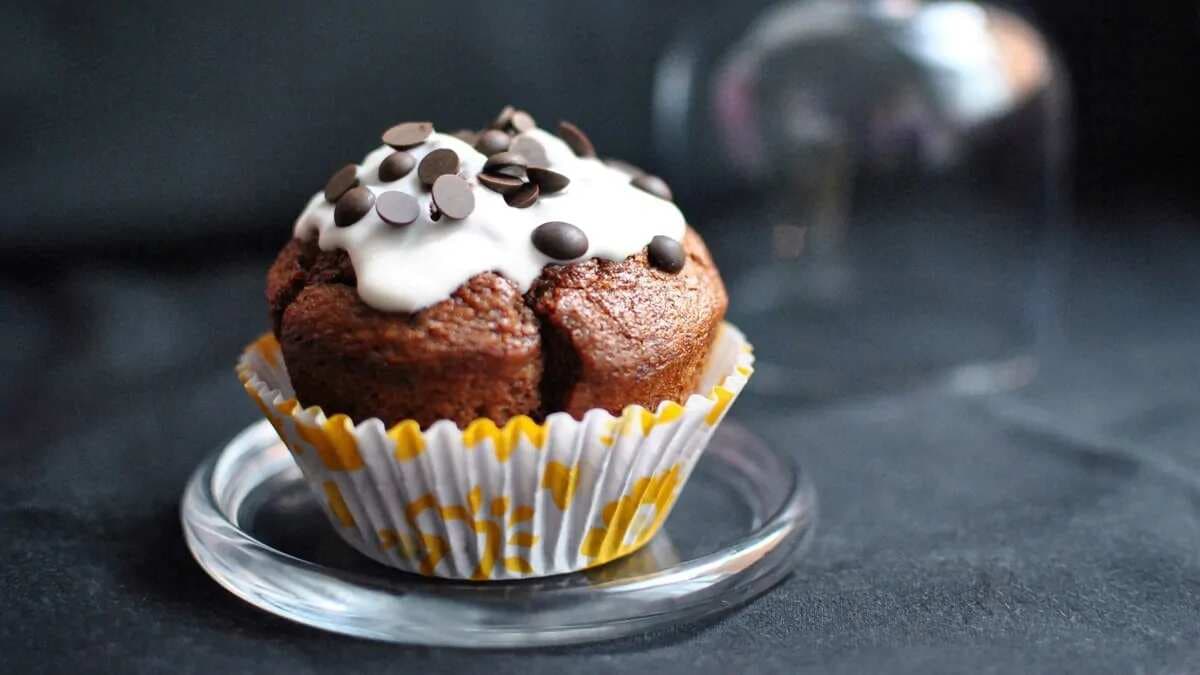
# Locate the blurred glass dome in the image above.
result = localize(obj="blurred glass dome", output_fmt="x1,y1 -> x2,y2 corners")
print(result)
655,0 -> 1070,404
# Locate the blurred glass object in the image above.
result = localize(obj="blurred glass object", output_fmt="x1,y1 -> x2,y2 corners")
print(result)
655,0 -> 1070,405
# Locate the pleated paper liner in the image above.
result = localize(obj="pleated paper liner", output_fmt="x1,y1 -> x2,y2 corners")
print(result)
236,322 -> 754,580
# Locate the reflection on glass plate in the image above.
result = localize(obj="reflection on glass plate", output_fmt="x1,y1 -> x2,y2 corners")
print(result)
181,419 -> 816,647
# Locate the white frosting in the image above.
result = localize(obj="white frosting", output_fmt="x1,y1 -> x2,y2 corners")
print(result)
294,129 -> 686,312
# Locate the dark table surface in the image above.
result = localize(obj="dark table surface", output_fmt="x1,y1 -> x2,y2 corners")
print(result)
3,213 -> 1199,674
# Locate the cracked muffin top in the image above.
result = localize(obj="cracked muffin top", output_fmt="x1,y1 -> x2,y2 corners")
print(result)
267,108 -> 727,428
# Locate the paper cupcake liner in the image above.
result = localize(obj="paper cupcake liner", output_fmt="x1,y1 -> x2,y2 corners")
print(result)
236,322 -> 754,580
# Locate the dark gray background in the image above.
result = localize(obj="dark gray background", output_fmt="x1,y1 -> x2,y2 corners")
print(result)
3,214 -> 1199,674
2,0 -> 1198,250
3,1 -> 1200,673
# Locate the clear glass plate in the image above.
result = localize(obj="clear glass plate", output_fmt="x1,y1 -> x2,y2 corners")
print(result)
181,419 -> 816,647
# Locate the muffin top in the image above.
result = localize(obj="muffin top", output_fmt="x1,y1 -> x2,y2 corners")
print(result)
294,109 -> 687,312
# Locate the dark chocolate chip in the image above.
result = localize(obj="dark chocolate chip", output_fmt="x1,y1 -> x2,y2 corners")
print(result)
484,151 -> 527,180
532,221 -> 588,260
334,186 -> 375,227
474,129 -> 511,156
648,235 -> 685,273
510,110 -> 536,132
527,166 -> 570,194
378,152 -> 416,182
491,105 -> 515,130
431,175 -> 475,220
417,148 -> 460,187
504,182 -> 540,208
382,121 -> 434,149
557,120 -> 596,158
477,172 -> 525,195
451,129 -> 479,145
484,151 -> 527,172
324,164 -> 359,202
511,136 -> 549,167
605,158 -> 644,178
631,174 -> 673,201
495,165 -> 527,180
375,190 -> 420,226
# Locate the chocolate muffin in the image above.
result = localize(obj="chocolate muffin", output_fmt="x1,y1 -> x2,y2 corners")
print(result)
267,109 -> 727,428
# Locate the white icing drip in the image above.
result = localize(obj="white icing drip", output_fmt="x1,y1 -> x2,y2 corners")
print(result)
294,129 -> 686,312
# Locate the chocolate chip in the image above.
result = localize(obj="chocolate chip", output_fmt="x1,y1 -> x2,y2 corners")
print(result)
557,121 -> 595,158
474,129 -> 511,156
334,186 -> 375,227
532,221 -> 588,260
484,151 -> 528,180
504,182 -> 540,208
375,191 -> 420,226
648,235 -> 685,273
418,148 -> 460,187
382,121 -> 434,150
378,152 -> 416,182
511,136 -> 549,167
510,110 -> 536,132
605,158 -> 644,178
431,175 -> 475,220
527,166 -> 569,194
484,151 -> 526,172
631,174 -> 673,201
477,172 -> 525,195
451,129 -> 479,145
324,164 -> 359,202
491,105 -> 516,130
496,165 -> 527,179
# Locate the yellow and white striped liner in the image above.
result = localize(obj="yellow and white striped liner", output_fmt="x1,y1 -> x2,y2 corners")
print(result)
236,322 -> 753,580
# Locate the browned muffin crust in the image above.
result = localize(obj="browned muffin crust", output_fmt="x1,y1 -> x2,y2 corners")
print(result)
267,237 -> 355,335
267,227 -> 727,428
528,227 -> 726,418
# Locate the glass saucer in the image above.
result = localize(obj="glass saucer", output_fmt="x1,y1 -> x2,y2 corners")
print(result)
181,419 -> 816,647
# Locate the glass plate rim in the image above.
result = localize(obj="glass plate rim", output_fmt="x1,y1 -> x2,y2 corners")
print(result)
181,419 -> 816,647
